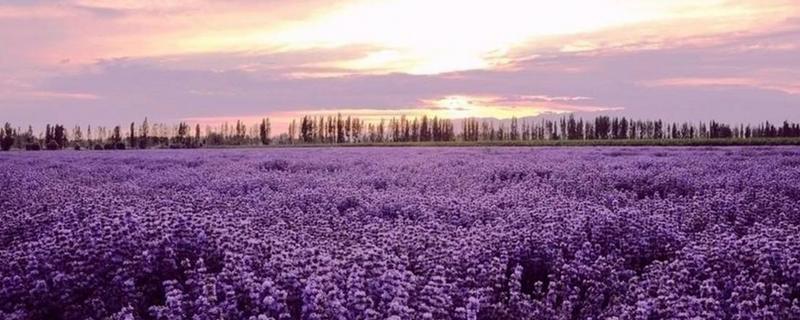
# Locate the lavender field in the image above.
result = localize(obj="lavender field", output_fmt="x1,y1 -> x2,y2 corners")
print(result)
1,147 -> 800,320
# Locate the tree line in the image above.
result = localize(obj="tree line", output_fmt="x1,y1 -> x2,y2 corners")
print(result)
2,114 -> 799,151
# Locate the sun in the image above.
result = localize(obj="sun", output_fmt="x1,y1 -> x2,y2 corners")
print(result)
268,0 -> 682,74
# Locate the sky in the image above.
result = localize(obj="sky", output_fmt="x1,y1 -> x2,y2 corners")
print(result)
1,0 -> 799,131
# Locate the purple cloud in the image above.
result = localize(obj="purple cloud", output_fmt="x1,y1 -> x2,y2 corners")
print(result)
1,13 -> 799,128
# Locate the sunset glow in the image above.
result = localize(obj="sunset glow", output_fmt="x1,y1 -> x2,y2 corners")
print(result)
1,0 -> 799,129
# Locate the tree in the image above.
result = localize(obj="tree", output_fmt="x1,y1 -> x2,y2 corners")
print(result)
259,118 -> 271,145
140,118 -> 149,149
432,117 -> 440,141
336,113 -> 345,143
462,118 -> 478,142
234,120 -> 246,144
510,117 -> 519,141
300,116 -> 312,143
351,118 -> 361,142
565,115 -> 577,140
43,124 -> 67,149
24,126 -> 34,145
1,123 -> 15,151
420,115 -> 430,142
345,116 -> 352,143
87,125 -> 93,146
195,124 -> 201,147
377,119 -> 385,142
327,115 -> 335,143
317,117 -> 325,143
129,122 -> 136,148
619,117 -> 629,139
288,119 -> 297,144
671,123 -> 679,139
72,125 -> 83,147
401,115 -> 410,142
176,122 -> 189,145
654,120 -> 664,139
594,116 -> 610,139
45,124 -> 53,144
111,126 -> 122,144
54,124 -> 67,148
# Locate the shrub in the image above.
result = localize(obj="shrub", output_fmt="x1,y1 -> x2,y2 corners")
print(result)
46,140 -> 60,150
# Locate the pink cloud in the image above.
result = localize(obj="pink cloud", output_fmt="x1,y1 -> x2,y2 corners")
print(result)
0,91 -> 100,101
643,77 -> 800,95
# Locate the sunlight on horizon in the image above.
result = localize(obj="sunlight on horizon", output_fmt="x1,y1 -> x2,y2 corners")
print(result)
179,94 -> 621,133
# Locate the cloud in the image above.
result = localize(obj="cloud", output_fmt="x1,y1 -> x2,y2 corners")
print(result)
1,0 -> 798,129
642,77 -> 800,95
0,91 -> 100,101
